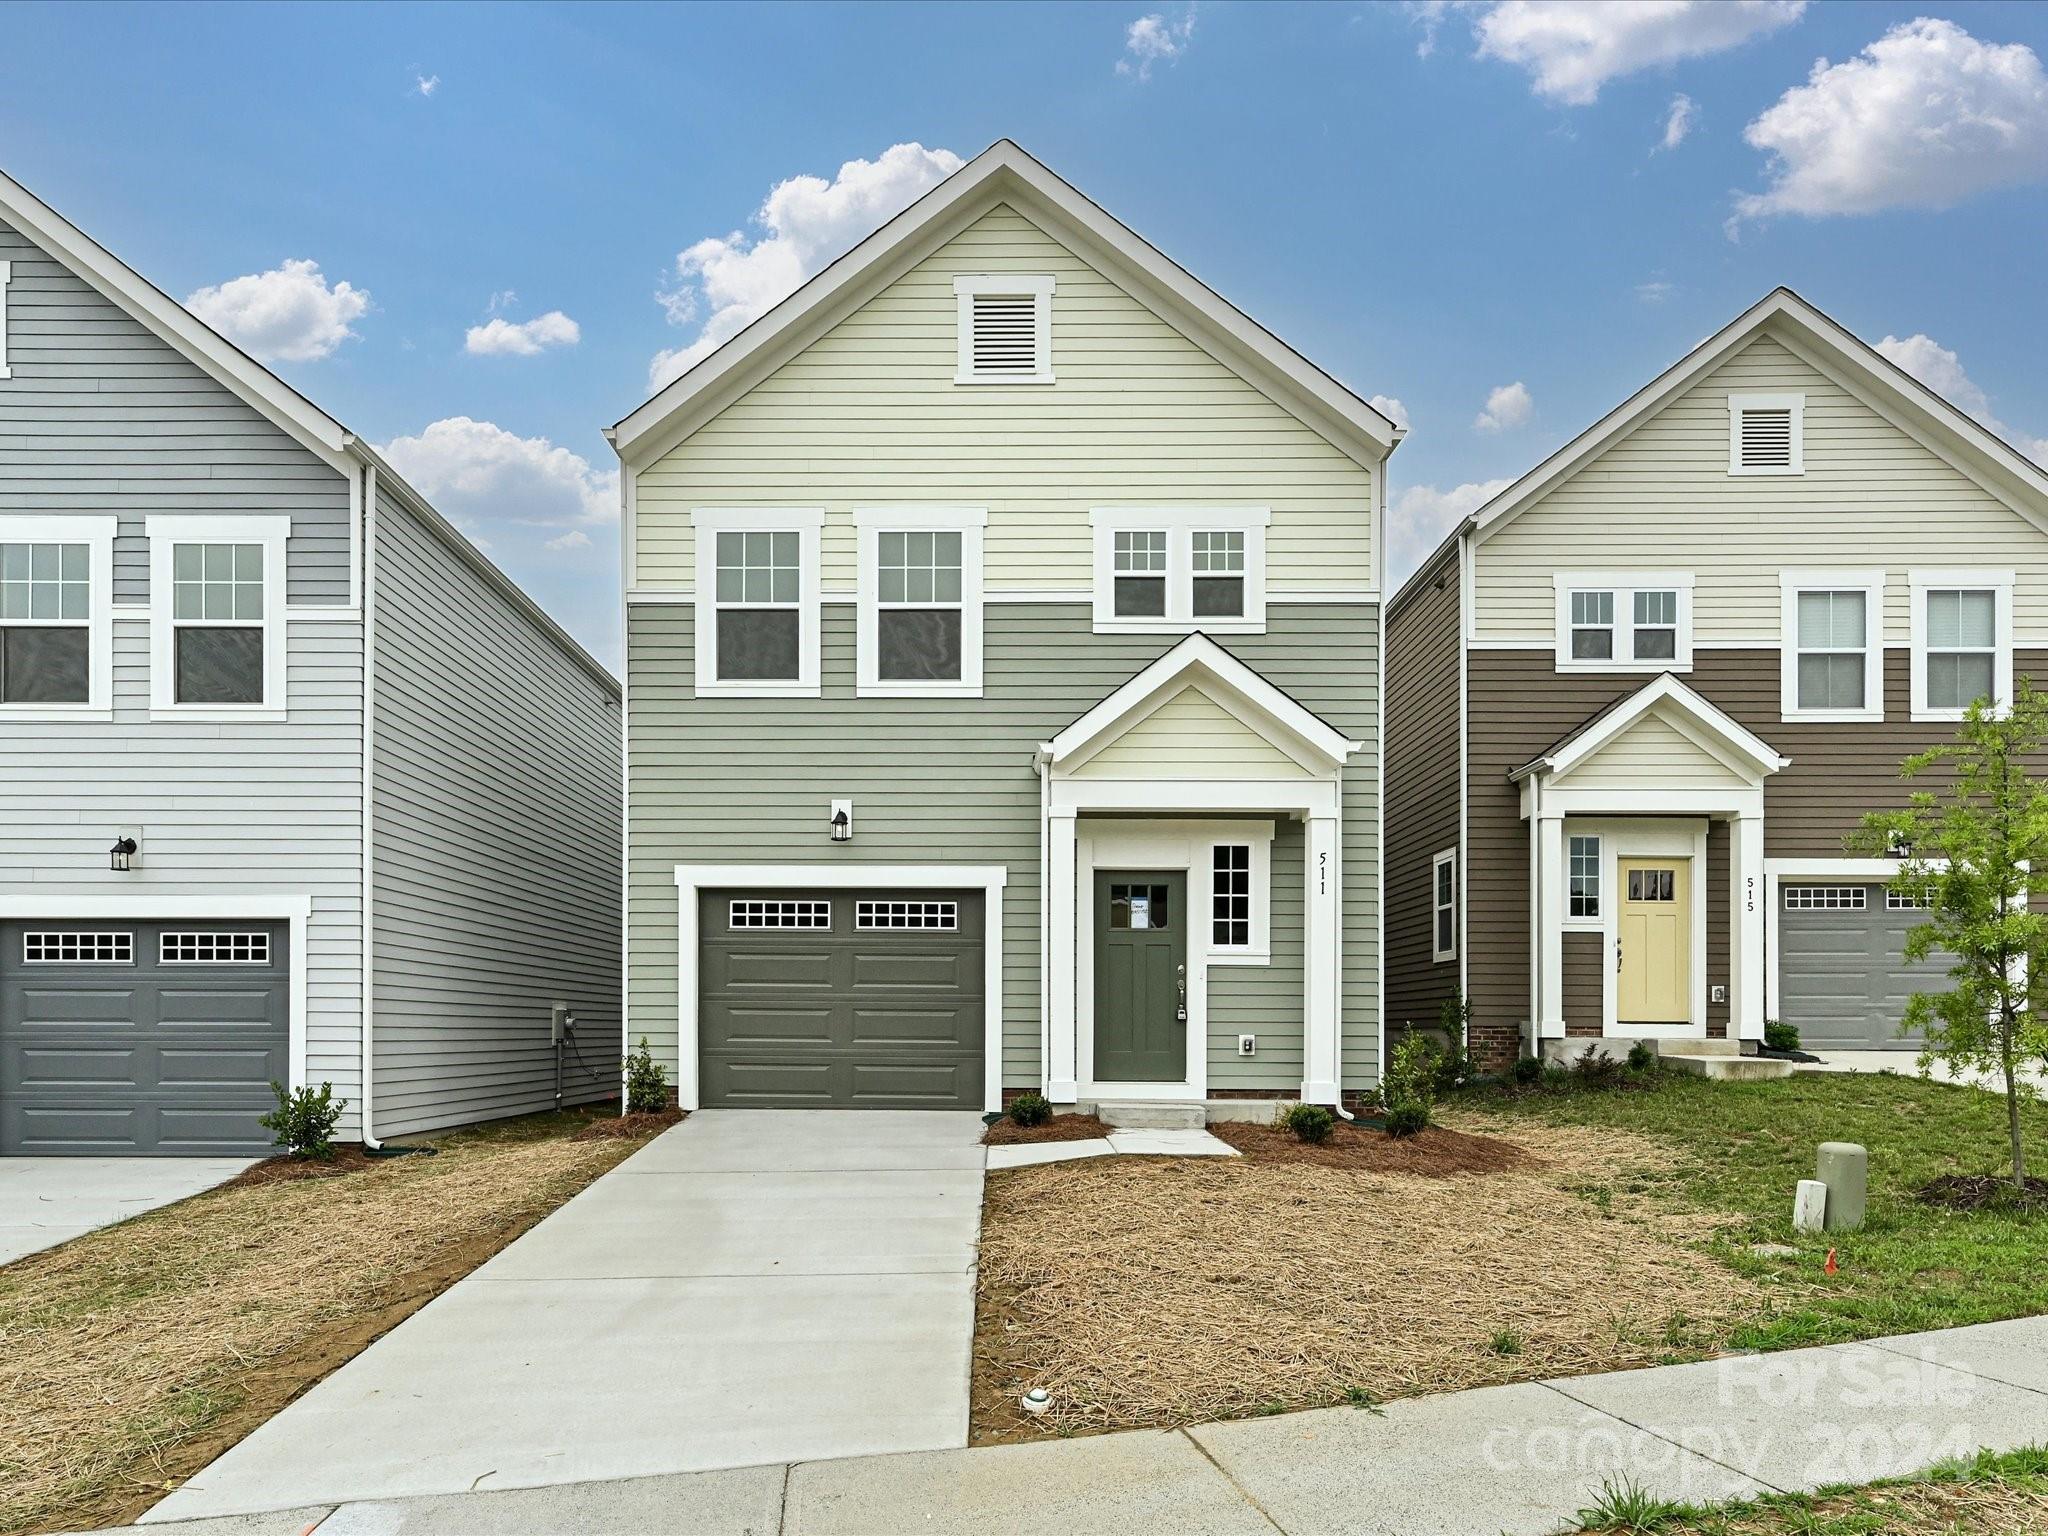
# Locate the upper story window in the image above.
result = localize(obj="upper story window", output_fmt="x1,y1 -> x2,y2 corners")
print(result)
1090,508 -> 1269,634
691,508 -> 823,698
0,516 -> 114,720
147,515 -> 289,720
855,506 -> 985,697
1779,571 -> 1883,722
1728,392 -> 1803,475
953,275 -> 1054,385
0,259 -> 12,380
1552,573 -> 1693,673
1910,571 -> 2012,722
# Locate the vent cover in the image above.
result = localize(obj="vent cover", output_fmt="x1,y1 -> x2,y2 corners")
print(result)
1730,394 -> 1801,473
1739,407 -> 1794,468
955,275 -> 1053,383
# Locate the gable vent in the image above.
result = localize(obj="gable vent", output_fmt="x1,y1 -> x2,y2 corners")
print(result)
1739,408 -> 1793,468
955,275 -> 1054,384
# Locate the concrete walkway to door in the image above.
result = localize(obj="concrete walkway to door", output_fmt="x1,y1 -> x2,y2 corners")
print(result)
145,1110 -> 987,1524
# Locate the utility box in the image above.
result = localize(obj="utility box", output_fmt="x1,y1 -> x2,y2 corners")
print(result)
1816,1141 -> 1867,1232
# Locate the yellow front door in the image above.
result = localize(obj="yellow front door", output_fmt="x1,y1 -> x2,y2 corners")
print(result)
1617,859 -> 1690,1024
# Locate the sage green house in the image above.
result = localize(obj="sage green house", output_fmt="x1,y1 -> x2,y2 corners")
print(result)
610,142 -> 1398,1114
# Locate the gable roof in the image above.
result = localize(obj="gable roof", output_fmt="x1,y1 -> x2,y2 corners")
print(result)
1040,633 -> 1361,777
1509,673 -> 1789,784
607,140 -> 1402,470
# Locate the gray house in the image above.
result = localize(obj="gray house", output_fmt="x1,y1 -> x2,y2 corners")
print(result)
0,169 -> 622,1155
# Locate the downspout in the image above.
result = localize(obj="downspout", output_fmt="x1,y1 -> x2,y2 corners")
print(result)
1527,769 -> 1541,1063
1034,748 -> 1051,1105
358,457 -> 383,1151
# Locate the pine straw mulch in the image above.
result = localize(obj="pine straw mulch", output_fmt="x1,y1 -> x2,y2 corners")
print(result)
221,1143 -> 383,1188
973,1113 -> 1759,1443
983,1113 -> 1114,1145
1209,1118 -> 1532,1174
1918,1172 -> 2048,1213
574,1107 -> 688,1140
0,1116 -> 659,1536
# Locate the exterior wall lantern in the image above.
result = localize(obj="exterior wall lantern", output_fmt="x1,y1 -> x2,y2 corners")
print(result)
109,836 -> 138,872
829,799 -> 853,843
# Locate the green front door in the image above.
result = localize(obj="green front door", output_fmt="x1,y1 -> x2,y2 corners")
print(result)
1093,871 -> 1187,1083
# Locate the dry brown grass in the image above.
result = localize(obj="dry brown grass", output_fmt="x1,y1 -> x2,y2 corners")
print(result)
1631,1474 -> 2048,1533
974,1112 -> 1756,1441
0,1113 -> 654,1536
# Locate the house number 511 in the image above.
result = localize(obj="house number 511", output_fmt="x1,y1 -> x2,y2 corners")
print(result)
1319,851 -> 1329,896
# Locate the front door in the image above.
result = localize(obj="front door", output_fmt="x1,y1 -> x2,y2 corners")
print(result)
1094,871 -> 1187,1082
1617,859 -> 1690,1025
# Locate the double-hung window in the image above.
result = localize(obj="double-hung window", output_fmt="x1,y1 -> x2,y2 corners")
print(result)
1911,572 -> 2012,721
691,508 -> 822,696
855,507 -> 985,696
1431,848 -> 1457,963
1553,574 -> 1692,672
0,516 -> 114,718
1779,572 -> 1883,722
1091,508 -> 1268,633
148,516 -> 288,718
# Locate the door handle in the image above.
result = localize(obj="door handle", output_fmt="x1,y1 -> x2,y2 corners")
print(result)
1615,937 -> 1623,973
1176,963 -> 1188,1023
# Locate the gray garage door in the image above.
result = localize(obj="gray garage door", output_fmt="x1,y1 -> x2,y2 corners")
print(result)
1,921 -> 290,1155
700,890 -> 983,1109
1778,884 -> 1952,1052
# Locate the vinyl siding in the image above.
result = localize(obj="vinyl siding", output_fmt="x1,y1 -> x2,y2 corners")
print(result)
1554,712 -> 1754,790
1074,684 -> 1312,779
0,216 -> 351,604
1207,818 -> 1305,1091
626,602 -> 1381,1090
1561,932 -> 1603,1035
1472,333 -> 2048,643
633,204 -> 1376,597
1383,547 -> 1462,1033
368,486 -> 622,1138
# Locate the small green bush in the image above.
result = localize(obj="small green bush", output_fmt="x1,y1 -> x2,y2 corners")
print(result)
625,1037 -> 669,1114
1510,1055 -> 1543,1086
1434,992 -> 1474,1090
1570,1043 -> 1623,1086
1626,1039 -> 1658,1073
1280,1102 -> 1336,1143
1764,1018 -> 1801,1052
1008,1092 -> 1053,1127
1384,1032 -> 1441,1130
260,1080 -> 346,1160
1384,1102 -> 1429,1138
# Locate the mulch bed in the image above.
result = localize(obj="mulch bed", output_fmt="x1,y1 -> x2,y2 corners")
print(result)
1918,1173 -> 2048,1212
573,1108 -> 686,1140
223,1145 -> 382,1188
1209,1118 -> 1533,1175
983,1113 -> 1113,1145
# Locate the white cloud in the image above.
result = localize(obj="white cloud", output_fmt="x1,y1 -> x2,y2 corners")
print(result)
1733,18 -> 2048,227
465,310 -> 581,357
1406,1 -> 1453,59
1369,394 -> 1411,432
1635,279 -> 1675,303
1658,92 -> 1696,151
647,142 -> 964,394
1117,7 -> 1196,80
186,259 -> 370,364
544,528 -> 593,552
1873,332 -> 2048,464
379,418 -> 618,544
1474,380 -> 1533,433
1390,478 -> 1513,581
415,73 -> 440,98
1474,0 -> 1805,105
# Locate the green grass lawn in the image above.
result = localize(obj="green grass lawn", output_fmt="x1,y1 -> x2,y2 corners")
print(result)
1457,1068 -> 2048,1352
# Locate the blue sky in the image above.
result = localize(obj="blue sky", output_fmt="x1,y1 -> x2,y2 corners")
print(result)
5,0 -> 2048,666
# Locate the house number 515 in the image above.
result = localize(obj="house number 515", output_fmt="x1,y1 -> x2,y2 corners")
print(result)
1745,876 -> 1756,914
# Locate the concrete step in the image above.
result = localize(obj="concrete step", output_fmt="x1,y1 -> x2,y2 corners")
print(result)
1090,1099 -> 1208,1130
1660,1052 -> 1797,1081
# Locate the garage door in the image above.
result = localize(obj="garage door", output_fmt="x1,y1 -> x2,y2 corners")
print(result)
699,890 -> 983,1108
1778,885 -> 1952,1052
1,921 -> 290,1155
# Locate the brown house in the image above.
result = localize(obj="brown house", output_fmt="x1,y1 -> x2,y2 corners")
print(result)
1387,289 -> 2048,1071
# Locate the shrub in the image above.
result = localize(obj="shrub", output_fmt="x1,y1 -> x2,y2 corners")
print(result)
260,1080 -> 346,1160
1626,1039 -> 1658,1074
1008,1092 -> 1053,1127
1511,1054 -> 1543,1086
1384,1032 -> 1441,1130
1434,991 -> 1474,1089
1570,1043 -> 1622,1086
1384,1102 -> 1429,1138
1279,1102 -> 1335,1143
625,1037 -> 669,1115
1764,1018 -> 1800,1053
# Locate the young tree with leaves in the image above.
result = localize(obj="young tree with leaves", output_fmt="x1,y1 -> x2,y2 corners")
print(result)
1856,680 -> 2048,1192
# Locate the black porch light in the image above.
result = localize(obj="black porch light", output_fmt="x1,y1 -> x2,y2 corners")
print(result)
109,836 -> 138,873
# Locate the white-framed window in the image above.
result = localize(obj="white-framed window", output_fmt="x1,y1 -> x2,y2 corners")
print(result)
1728,392 -> 1803,475
0,515 -> 115,720
690,507 -> 822,697
147,514 -> 289,720
1211,844 -> 1252,950
1568,834 -> 1602,921
23,931 -> 132,964
1431,847 -> 1457,963
1910,571 -> 2013,722
1089,507 -> 1269,634
953,274 -> 1054,385
856,899 -> 958,931
854,507 -> 985,697
1779,571 -> 1885,723
161,931 -> 271,964
0,259 -> 12,380
1552,573 -> 1693,672
1200,826 -> 1273,964
1784,886 -> 1866,910
729,899 -> 831,930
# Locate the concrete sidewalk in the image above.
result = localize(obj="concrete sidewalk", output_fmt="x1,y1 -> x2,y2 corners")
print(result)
110,1315 -> 2048,1536
0,1157 -> 254,1267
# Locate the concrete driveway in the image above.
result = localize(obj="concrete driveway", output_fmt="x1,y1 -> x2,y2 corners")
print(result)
146,1109 -> 987,1523
0,1157 -> 255,1267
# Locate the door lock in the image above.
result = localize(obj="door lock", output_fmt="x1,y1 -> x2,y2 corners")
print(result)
1176,963 -> 1188,1023
1615,937 -> 1624,973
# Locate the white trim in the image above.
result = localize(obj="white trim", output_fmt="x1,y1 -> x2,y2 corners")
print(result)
1552,572 -> 1695,674
1764,856 -> 1926,1022
1565,831 -> 1603,931
0,514 -> 116,721
1075,825 -> 1208,1100
853,505 -> 986,697
1908,570 -> 2015,722
953,273 -> 1054,385
145,514 -> 290,721
359,463 -> 381,1149
1728,391 -> 1805,476
0,259 -> 10,380
1778,570 -> 1886,723
1430,847 -> 1457,963
1515,673 -> 1790,786
0,894 -> 313,1091
1204,826 -> 1274,965
689,507 -> 823,697
1088,506 -> 1270,635
673,864 -> 1008,1112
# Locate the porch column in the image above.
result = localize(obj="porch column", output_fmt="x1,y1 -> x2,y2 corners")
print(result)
1731,811 -> 1766,1042
1046,811 -> 1080,1102
1302,812 -> 1342,1105
1535,813 -> 1567,1038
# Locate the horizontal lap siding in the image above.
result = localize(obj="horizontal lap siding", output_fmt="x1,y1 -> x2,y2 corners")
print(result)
0,217 -> 350,603
369,490 -> 622,1137
626,603 -> 1380,1089
1208,818 -> 1305,1090
1384,550 -> 1461,1035
1562,932 -> 1603,1035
